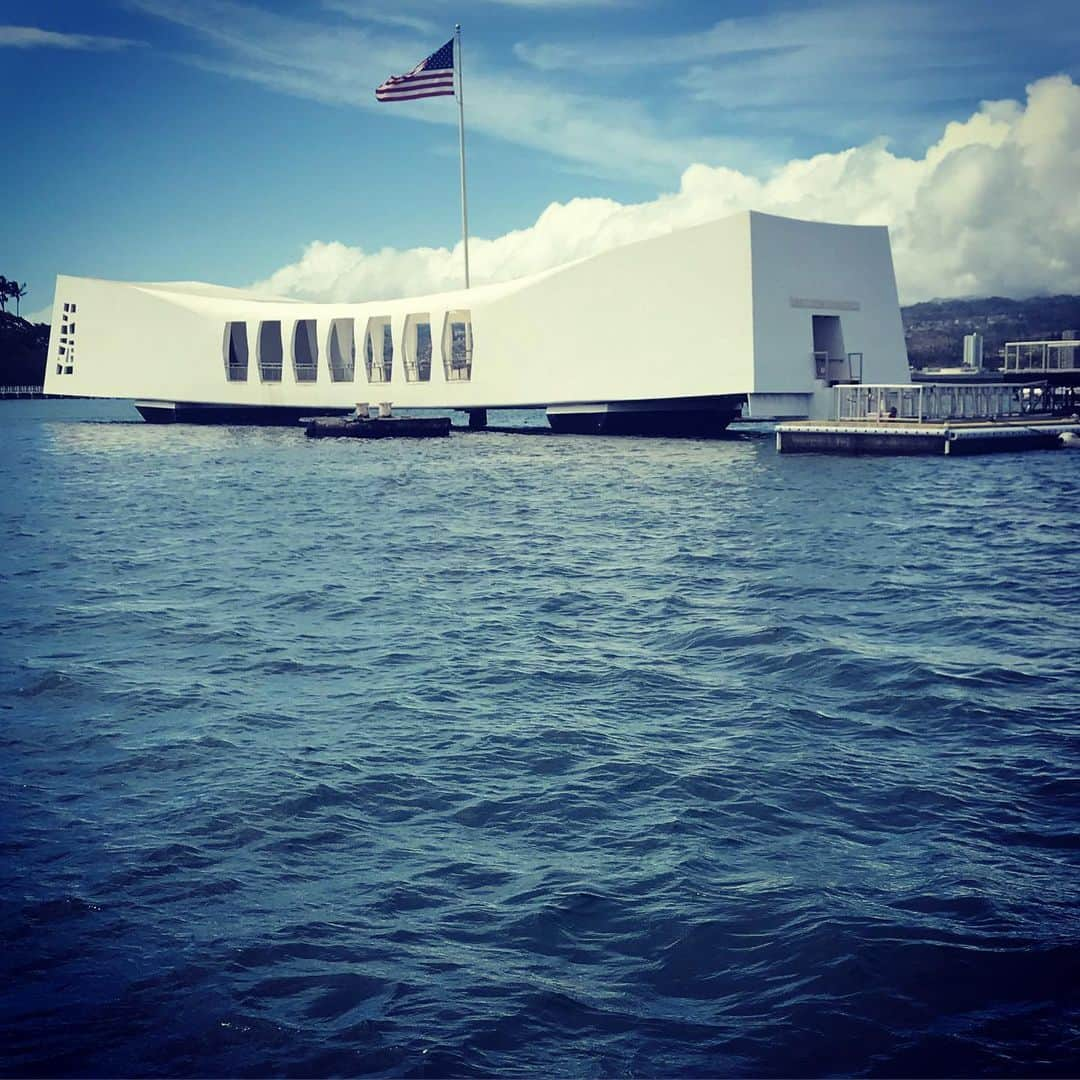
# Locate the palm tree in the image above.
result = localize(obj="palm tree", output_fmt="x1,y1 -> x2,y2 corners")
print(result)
0,276 -> 9,314
11,282 -> 27,317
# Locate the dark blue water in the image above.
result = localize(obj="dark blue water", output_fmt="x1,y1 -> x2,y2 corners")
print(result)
1,399 -> 1078,1077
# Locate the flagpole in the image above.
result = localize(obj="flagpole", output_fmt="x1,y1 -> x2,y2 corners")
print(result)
455,23 -> 471,289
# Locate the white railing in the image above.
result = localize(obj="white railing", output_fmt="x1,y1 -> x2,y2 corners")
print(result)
813,351 -> 864,383
1003,340 -> 1079,373
835,383 -> 1037,422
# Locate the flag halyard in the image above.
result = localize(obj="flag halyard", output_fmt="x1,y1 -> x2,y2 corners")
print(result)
376,38 -> 455,102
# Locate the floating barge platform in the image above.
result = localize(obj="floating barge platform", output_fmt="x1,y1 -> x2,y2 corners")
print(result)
305,414 -> 450,439
777,417 -> 1080,455
776,382 -> 1080,455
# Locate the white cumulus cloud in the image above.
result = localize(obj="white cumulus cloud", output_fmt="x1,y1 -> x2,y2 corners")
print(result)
253,75 -> 1080,305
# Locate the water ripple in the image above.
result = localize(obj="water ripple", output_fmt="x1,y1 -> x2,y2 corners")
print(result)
0,400 -> 1078,1076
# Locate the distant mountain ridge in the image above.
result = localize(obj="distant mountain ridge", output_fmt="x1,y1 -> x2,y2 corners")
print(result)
903,294 -> 1080,369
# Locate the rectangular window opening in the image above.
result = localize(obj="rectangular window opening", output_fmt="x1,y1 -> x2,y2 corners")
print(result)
442,310 -> 473,381
363,317 -> 392,383
224,321 -> 249,382
292,319 -> 319,383
257,321 -> 283,382
328,319 -> 356,383
403,313 -> 432,382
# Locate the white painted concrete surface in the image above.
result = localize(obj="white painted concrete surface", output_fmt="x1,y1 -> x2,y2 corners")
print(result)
44,211 -> 911,418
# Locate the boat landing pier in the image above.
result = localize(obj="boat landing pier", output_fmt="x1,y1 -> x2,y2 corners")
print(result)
777,383 -> 1080,455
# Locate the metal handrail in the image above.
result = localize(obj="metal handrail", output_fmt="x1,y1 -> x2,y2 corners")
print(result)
835,382 -> 1039,422
814,352 -> 863,384
1003,340 -> 1079,373
0,385 -> 46,395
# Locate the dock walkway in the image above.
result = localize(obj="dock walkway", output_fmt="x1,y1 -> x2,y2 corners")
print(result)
777,381 -> 1080,454
777,417 -> 1080,455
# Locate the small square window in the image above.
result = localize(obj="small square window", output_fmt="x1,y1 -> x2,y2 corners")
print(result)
68,322 -> 75,333
59,346 -> 66,355
64,366 -> 73,375
70,304 -> 77,313
56,363 -> 63,375
64,303 -> 70,312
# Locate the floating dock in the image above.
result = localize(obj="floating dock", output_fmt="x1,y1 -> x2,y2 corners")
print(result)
305,415 -> 450,439
776,381 -> 1080,455
776,417 -> 1080,455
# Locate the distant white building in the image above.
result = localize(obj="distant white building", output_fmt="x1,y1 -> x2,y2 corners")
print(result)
963,332 -> 984,371
45,211 -> 910,431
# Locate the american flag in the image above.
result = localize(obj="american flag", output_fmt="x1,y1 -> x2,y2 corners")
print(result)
376,38 -> 455,102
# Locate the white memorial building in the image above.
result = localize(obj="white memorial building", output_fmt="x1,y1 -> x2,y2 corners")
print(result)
45,210 -> 910,433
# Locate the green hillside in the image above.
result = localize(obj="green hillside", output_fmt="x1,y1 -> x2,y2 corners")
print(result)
903,294 -> 1080,368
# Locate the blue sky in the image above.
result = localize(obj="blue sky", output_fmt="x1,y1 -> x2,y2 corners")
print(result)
3,0 -> 1079,318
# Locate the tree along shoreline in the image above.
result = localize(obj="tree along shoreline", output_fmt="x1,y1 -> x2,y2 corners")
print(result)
0,276 -> 28,318
0,312 -> 50,386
